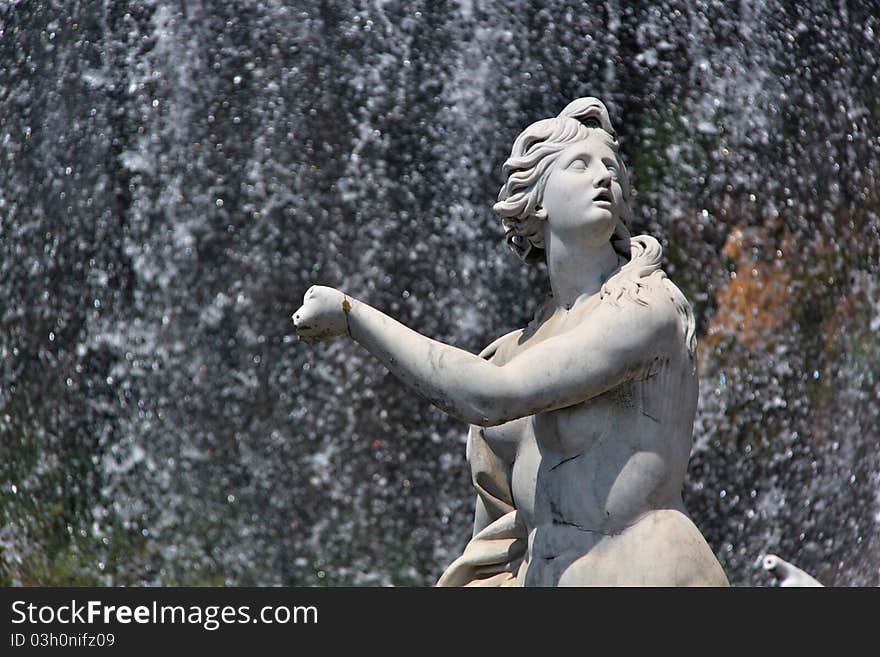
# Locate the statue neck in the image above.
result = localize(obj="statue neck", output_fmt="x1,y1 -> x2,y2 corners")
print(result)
544,233 -> 621,310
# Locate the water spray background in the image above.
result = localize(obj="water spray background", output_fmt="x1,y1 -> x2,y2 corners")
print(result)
1,0 -> 878,586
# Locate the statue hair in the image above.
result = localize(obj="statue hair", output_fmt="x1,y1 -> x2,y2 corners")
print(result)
493,97 -> 696,362
493,97 -> 633,264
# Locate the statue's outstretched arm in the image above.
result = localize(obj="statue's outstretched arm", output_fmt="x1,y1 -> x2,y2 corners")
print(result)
294,285 -> 675,426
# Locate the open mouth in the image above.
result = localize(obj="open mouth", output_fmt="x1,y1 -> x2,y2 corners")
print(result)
594,189 -> 613,204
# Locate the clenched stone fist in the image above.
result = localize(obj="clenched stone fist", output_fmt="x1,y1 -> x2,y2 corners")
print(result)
292,285 -> 351,343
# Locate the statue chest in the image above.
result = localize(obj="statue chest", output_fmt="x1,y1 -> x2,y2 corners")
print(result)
479,388 -> 626,527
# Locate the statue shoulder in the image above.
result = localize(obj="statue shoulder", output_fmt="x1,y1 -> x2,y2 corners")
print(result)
600,234 -> 697,361
598,282 -> 682,342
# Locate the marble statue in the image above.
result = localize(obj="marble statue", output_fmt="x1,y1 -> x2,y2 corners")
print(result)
294,97 -> 729,586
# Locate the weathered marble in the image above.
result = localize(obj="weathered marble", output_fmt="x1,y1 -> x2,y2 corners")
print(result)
295,98 -> 728,586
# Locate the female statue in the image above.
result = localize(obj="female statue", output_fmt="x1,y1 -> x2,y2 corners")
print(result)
294,98 -> 728,586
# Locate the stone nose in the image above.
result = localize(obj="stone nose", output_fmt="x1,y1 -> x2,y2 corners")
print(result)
594,167 -> 612,188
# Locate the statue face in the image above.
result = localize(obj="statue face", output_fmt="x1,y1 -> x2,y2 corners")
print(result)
541,131 -> 623,245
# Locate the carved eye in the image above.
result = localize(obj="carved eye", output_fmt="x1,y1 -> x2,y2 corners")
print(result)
567,159 -> 588,171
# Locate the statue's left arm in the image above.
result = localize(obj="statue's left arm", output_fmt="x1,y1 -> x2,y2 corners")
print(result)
294,285 -> 676,427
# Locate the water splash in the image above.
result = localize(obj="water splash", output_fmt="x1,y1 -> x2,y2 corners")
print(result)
1,0 -> 878,586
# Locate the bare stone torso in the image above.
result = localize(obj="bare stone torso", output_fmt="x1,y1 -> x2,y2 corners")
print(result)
471,292 -> 728,586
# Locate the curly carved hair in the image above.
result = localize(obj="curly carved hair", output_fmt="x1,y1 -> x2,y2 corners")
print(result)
493,98 -> 696,363
493,97 -> 633,264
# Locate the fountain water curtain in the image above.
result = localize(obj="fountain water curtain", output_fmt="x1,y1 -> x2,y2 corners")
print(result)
1,1 -> 877,586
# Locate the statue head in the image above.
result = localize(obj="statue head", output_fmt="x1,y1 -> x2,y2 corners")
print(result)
494,97 -> 633,264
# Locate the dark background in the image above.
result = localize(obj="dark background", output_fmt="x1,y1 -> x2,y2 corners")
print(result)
1,0 -> 878,586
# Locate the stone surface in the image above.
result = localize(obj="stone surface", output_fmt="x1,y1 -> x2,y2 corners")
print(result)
295,98 -> 729,586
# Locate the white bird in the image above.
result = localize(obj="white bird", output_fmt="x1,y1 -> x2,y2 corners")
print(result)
762,554 -> 823,587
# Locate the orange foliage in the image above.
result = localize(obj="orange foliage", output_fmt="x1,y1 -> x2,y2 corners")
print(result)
702,225 -> 796,356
